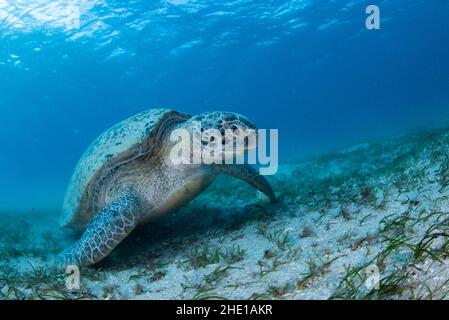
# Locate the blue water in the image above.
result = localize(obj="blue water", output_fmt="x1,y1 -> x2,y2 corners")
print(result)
1,0 -> 448,212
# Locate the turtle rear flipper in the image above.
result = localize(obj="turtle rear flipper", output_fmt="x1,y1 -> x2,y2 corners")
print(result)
57,191 -> 143,269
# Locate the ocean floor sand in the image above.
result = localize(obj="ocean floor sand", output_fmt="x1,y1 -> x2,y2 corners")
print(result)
2,125 -> 449,300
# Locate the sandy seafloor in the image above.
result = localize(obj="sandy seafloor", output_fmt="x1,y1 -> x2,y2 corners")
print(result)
2,124 -> 449,300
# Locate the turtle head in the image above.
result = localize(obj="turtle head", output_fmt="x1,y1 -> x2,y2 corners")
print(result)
173,111 -> 257,163
192,111 -> 256,133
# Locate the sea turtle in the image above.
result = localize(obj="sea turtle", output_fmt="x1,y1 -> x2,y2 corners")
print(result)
57,108 -> 276,268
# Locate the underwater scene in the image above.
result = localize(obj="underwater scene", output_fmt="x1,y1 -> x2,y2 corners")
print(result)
1,0 -> 449,301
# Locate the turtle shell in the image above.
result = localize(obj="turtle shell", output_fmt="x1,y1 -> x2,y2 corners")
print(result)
60,108 -> 191,229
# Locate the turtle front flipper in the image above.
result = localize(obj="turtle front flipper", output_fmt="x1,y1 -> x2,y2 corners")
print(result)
215,164 -> 276,202
57,191 -> 143,269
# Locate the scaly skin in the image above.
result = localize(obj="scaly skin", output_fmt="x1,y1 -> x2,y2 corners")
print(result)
214,164 -> 276,202
57,191 -> 142,268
